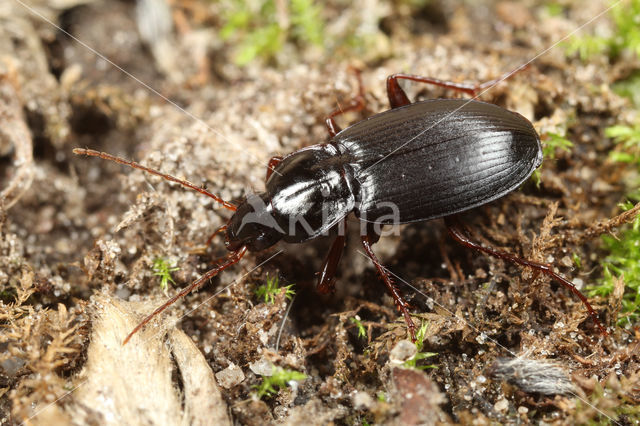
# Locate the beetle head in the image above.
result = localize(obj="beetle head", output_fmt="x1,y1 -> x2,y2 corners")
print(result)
225,193 -> 285,252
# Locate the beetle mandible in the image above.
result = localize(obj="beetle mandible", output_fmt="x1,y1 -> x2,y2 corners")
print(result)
74,67 -> 607,344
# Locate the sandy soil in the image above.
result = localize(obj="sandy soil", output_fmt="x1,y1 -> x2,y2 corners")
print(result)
1,0 -> 639,424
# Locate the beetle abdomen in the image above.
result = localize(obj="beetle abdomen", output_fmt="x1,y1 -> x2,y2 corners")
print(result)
334,99 -> 542,223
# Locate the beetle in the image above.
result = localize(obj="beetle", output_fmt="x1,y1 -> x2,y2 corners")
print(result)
74,68 -> 606,344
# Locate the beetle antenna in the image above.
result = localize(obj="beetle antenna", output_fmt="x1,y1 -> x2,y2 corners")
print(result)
73,148 -> 237,211
123,246 -> 247,345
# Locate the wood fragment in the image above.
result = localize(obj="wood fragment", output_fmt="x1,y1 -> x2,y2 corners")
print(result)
0,71 -> 33,209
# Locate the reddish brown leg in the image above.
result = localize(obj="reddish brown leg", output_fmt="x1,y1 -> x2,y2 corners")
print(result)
123,246 -> 248,345
386,63 -> 530,108
361,234 -> 417,341
325,69 -> 366,137
444,215 -> 608,335
317,221 -> 348,294
266,156 -> 283,182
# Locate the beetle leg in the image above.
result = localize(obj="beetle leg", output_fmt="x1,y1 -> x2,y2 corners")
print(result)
444,215 -> 608,335
387,73 -> 479,106
386,63 -> 531,107
361,233 -> 417,342
325,69 -> 366,137
317,229 -> 347,294
266,156 -> 283,181
386,74 -> 413,108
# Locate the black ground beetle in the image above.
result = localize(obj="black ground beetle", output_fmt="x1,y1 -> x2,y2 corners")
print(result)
75,68 -> 606,344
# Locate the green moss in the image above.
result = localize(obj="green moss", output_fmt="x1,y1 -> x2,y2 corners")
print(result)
402,322 -> 437,370
255,274 -> 295,304
350,316 -> 367,339
566,0 -> 640,61
572,252 -> 582,269
290,0 -> 324,45
532,131 -> 574,187
590,202 -> 640,325
254,366 -> 307,398
606,123 -> 640,200
587,118 -> 640,325
543,132 -> 574,158
612,71 -> 640,108
152,257 -> 179,291
219,0 -> 324,65
565,35 -> 609,61
608,0 -> 640,58
606,124 -> 640,165
544,2 -> 565,17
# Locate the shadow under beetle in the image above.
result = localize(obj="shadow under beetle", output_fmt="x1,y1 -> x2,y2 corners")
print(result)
74,67 -> 607,344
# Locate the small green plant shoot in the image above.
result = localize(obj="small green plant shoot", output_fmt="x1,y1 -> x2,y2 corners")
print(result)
152,257 -> 179,291
255,274 -> 295,304
606,124 -> 640,167
219,0 -> 324,65
255,366 -> 307,398
350,316 -> 367,339
532,131 -> 574,187
403,322 -> 437,370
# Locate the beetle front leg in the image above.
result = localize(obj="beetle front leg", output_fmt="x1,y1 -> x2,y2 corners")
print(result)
317,227 -> 347,294
361,233 -> 417,342
444,215 -> 608,335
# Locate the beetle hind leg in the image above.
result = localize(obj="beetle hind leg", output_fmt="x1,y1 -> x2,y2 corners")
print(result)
444,215 -> 608,335
386,63 -> 531,108
361,234 -> 417,342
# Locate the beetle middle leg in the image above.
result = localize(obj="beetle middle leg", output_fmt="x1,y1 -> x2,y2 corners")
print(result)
386,62 -> 530,108
444,215 -> 608,335
361,229 -> 417,341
